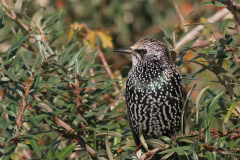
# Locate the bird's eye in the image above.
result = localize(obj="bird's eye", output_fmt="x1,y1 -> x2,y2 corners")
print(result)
135,49 -> 146,55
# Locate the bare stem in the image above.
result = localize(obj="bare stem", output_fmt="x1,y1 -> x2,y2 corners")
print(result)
174,3 -> 188,32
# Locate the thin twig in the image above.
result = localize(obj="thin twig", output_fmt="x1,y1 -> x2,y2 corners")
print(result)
175,7 -> 230,52
2,0 -> 29,31
33,94 -> 97,157
174,3 -> 188,32
227,0 -> 240,28
140,144 -> 170,160
192,31 -> 237,48
96,46 -> 120,93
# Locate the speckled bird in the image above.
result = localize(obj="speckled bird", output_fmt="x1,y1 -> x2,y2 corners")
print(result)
114,38 -> 187,152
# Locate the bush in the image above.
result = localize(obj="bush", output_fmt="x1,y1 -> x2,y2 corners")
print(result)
0,1 -> 240,160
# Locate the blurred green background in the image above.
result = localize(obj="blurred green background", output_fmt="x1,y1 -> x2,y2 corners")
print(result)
1,0 -> 231,99
1,0 -> 240,159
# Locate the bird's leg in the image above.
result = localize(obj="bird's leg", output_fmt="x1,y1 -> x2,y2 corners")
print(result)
129,144 -> 142,158
134,143 -> 142,154
171,133 -> 182,146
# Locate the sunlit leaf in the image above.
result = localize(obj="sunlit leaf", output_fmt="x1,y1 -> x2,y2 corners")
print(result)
224,96 -> 240,123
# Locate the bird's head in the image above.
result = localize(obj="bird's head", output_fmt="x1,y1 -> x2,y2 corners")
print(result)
114,38 -> 171,66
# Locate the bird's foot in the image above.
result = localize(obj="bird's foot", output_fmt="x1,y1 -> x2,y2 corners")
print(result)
171,133 -> 183,146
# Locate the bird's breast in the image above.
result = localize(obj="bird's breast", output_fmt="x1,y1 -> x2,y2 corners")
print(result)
125,64 -> 184,139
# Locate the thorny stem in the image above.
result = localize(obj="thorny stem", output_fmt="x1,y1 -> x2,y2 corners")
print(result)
17,75 -> 33,131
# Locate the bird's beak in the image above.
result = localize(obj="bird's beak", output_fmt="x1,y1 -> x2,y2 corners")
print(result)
114,48 -> 133,54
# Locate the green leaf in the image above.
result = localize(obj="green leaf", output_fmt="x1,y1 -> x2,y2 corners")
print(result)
219,18 -> 235,32
3,121 -> 14,129
28,115 -> 40,127
28,139 -> 41,158
205,151 -> 215,160
34,34 -> 45,62
31,54 -> 40,72
160,136 -> 172,146
160,152 -> 174,160
0,66 -> 19,82
146,139 -> 166,150
18,143 -> 33,150
158,146 -> 190,155
68,45 -> 88,70
26,95 -> 33,104
163,37 -> 174,49
229,139 -> 234,150
224,97 -> 240,123
207,91 -> 225,128
55,143 -> 76,159
42,40 -> 55,56
203,106 -> 209,143
2,144 -> 16,160
80,51 -> 99,78
75,58 -> 79,76
181,84 -> 196,134
188,1 -> 225,16
0,4 -> 4,41
20,53 -> 30,71
112,124 -> 122,151
8,30 -> 34,59
219,73 -> 240,85
22,0 -> 35,11
42,11 -> 62,28
195,86 -> 210,127
139,119 -> 148,151
105,134 -> 114,160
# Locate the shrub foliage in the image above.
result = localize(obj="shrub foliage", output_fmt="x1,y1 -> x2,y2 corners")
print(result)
0,1 -> 240,160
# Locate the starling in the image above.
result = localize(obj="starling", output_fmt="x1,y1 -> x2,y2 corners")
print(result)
114,38 -> 187,155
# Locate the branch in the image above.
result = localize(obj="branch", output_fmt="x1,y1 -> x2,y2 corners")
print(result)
96,46 -> 120,93
17,75 -> 33,130
174,3 -> 188,32
175,7 -> 230,52
2,0 -> 29,31
33,94 -> 98,157
192,31 -> 237,48
227,0 -> 240,27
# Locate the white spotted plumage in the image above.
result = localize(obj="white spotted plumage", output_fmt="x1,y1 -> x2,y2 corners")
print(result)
124,38 -> 187,147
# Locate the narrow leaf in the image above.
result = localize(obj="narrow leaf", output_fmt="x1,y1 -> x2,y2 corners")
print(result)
105,134 -> 114,160
139,119 -> 148,151
188,1 -> 225,16
28,139 -> 41,158
55,143 -> 76,159
181,85 -> 196,133
80,51 -> 99,78
195,86 -> 210,127
28,115 -> 40,127
224,97 -> 240,123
